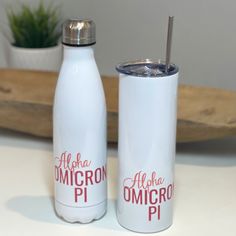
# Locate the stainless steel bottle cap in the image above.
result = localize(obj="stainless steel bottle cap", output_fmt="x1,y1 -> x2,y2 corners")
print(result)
62,19 -> 96,46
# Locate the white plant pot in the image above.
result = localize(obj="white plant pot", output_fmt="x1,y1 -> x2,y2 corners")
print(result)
5,43 -> 62,71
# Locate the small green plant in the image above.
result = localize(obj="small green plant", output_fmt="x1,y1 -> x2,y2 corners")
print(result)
7,2 -> 61,48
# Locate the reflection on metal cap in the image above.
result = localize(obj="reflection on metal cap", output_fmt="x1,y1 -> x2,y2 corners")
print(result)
62,19 -> 96,46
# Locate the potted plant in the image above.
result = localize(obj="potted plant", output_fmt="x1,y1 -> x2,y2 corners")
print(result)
5,2 -> 62,71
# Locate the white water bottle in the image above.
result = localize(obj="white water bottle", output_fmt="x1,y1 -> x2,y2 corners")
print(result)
53,19 -> 107,223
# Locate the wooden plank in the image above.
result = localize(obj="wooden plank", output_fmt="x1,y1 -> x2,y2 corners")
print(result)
0,68 -> 236,142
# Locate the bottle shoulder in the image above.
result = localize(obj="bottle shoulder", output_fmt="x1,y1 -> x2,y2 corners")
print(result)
58,59 -> 100,79
55,59 -> 105,103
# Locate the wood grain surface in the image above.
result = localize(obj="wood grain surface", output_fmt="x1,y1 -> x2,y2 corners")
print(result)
0,68 -> 236,142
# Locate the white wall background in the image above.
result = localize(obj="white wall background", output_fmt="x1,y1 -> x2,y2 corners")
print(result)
0,0 -> 235,90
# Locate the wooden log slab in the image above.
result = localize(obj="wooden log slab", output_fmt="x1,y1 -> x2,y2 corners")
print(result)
0,68 -> 236,142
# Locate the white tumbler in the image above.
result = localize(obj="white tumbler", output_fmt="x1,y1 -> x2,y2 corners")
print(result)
116,59 -> 179,233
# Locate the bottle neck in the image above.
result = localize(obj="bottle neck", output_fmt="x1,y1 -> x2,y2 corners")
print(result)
63,45 -> 94,60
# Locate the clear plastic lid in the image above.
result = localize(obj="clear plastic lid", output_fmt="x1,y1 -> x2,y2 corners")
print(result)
116,59 -> 178,77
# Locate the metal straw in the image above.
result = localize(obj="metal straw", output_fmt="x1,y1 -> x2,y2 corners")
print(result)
165,16 -> 174,74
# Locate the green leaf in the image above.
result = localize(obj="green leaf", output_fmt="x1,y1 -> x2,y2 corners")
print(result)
6,1 -> 61,48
